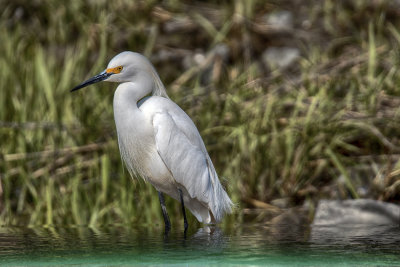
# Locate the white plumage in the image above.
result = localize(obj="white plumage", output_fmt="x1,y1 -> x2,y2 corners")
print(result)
72,51 -> 233,228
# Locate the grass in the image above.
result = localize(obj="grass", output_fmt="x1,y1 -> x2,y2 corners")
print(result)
1,0 -> 400,227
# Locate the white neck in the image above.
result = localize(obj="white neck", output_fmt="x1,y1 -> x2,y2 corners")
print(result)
122,73 -> 154,102
112,80 -> 149,144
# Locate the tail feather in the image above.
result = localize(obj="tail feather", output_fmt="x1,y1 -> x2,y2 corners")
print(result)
206,155 -> 233,223
183,156 -> 233,224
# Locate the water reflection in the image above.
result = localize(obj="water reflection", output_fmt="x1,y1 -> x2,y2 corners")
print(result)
310,224 -> 400,245
0,224 -> 399,265
184,227 -> 227,250
0,226 -> 227,257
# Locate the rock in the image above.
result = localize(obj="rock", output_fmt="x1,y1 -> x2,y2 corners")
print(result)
263,10 -> 293,30
268,206 -> 311,242
182,50 -> 205,69
262,47 -> 300,70
212,43 -> 230,61
182,44 -> 229,70
310,199 -> 400,245
313,199 -> 400,226
270,197 -> 289,209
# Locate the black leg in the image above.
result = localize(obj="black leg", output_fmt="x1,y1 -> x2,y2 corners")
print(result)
178,189 -> 188,233
158,191 -> 171,233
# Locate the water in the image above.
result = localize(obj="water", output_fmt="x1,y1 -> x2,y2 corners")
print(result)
0,224 -> 399,266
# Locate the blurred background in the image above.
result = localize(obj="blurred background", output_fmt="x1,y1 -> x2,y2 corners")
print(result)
1,0 -> 400,228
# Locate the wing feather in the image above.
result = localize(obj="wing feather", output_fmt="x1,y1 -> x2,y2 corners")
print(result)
150,101 -> 233,222
153,112 -> 211,201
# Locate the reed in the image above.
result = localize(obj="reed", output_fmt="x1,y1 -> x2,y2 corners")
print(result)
1,0 -> 399,227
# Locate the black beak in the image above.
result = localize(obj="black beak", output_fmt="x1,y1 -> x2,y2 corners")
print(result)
71,71 -> 112,92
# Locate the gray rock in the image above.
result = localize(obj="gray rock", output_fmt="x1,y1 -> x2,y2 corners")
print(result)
262,47 -> 300,70
212,43 -> 230,61
270,197 -> 289,209
311,199 -> 400,245
313,199 -> 400,226
264,10 -> 293,30
182,51 -> 205,69
182,44 -> 229,70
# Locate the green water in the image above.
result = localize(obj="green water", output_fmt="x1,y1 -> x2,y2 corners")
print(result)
0,224 -> 399,266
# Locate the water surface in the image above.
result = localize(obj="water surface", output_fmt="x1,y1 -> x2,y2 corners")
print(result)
0,224 -> 399,266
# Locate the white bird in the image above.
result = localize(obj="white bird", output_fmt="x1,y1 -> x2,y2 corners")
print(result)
71,51 -> 233,231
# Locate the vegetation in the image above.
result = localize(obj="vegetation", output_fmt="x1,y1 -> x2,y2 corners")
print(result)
1,0 -> 400,228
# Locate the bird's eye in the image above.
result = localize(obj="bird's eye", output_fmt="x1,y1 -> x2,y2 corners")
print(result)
118,66 -> 123,71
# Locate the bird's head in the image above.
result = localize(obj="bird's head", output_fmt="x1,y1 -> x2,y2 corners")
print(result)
71,51 -> 153,92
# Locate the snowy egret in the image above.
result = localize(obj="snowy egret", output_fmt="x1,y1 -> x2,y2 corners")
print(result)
71,51 -> 233,231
